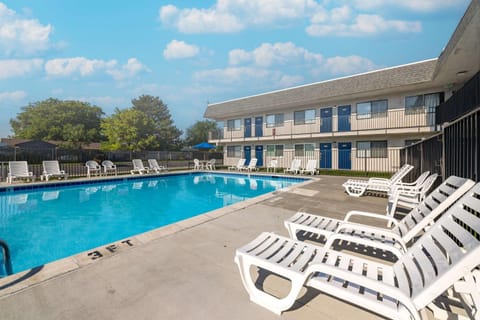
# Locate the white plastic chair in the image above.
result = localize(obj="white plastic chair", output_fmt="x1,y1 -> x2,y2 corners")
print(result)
7,161 -> 35,184
228,158 -> 246,171
235,181 -> 480,318
148,159 -> 167,173
101,160 -> 117,176
193,159 -> 203,170
266,159 -> 278,173
241,158 -> 258,171
131,159 -> 149,174
85,160 -> 101,178
300,159 -> 317,175
41,160 -> 67,181
284,159 -> 301,175
206,159 -> 216,170
284,176 -> 474,258
342,163 -> 414,197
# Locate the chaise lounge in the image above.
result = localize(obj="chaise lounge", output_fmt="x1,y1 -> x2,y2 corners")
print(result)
41,160 -> 68,181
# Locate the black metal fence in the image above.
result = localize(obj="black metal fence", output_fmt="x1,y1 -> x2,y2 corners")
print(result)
0,148 -> 224,181
400,134 -> 443,182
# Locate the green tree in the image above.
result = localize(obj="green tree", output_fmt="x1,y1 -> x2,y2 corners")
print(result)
132,95 -> 182,150
101,108 -> 158,151
184,120 -> 219,146
10,98 -> 103,148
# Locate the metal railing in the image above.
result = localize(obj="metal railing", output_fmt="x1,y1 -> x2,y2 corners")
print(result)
210,108 -> 436,142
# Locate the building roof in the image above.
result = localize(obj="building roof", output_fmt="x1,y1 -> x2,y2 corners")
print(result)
205,59 -> 438,119
204,0 -> 480,121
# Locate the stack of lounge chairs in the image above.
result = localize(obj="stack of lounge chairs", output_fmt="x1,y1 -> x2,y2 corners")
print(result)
234,165 -> 480,319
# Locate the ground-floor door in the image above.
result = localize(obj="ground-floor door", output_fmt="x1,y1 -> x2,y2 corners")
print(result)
243,146 -> 251,165
338,142 -> 351,169
320,143 -> 332,169
255,145 -> 263,166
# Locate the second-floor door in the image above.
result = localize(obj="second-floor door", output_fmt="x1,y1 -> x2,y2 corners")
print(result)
337,105 -> 351,132
255,116 -> 263,137
320,108 -> 332,132
244,118 -> 251,137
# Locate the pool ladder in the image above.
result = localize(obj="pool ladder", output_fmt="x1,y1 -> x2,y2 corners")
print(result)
0,239 -> 13,276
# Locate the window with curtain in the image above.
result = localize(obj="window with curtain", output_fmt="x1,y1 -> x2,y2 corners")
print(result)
405,92 -> 444,114
356,100 -> 388,119
294,109 -> 316,125
356,141 -> 387,158
266,114 -> 284,127
227,119 -> 241,131
227,146 -> 242,157
294,143 -> 314,156
266,145 -> 284,157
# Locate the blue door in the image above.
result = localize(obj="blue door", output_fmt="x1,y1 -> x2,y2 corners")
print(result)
255,145 -> 263,166
243,146 -> 251,165
338,142 -> 351,170
337,105 -> 351,132
319,143 -> 332,169
320,108 -> 332,132
255,116 -> 263,137
244,118 -> 251,138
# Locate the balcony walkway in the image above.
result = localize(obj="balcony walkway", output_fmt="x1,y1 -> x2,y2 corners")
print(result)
0,174 -> 454,319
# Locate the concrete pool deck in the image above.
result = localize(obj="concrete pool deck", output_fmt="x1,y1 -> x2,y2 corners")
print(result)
0,173 -> 448,319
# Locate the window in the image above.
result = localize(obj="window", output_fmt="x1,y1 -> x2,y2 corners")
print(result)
405,92 -> 444,114
294,109 -> 316,125
266,145 -> 284,157
227,146 -> 241,157
356,141 -> 387,158
294,143 -> 315,156
356,99 -> 388,119
227,119 -> 241,131
266,114 -> 284,127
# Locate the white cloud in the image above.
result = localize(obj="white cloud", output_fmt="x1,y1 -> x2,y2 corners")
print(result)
0,2 -> 53,56
0,58 -> 43,79
45,57 -> 147,80
163,40 -> 199,60
323,55 -> 377,75
45,57 -> 116,77
106,58 -> 149,80
307,11 -> 421,37
353,0 -> 468,12
229,42 -> 323,67
159,0 -> 321,33
0,90 -> 27,102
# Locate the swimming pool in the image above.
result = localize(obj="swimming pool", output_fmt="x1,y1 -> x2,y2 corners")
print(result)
0,173 -> 304,276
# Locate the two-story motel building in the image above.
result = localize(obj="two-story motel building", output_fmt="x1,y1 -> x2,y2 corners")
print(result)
204,0 -> 480,173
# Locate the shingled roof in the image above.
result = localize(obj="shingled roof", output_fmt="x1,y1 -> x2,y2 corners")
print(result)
204,59 -> 438,120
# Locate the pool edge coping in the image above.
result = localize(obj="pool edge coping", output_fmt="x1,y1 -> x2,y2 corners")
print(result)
0,172 -> 317,298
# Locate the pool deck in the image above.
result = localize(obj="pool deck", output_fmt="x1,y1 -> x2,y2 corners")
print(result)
0,172 -> 444,319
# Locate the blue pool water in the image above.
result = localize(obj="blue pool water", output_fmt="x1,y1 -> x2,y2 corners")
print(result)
0,173 -> 304,276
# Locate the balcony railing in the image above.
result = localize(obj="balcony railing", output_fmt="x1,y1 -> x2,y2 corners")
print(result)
210,108 -> 436,142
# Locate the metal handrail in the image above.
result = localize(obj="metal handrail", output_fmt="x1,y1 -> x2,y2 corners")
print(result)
0,239 -> 13,276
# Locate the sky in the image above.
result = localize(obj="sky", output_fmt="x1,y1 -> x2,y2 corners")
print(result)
0,0 -> 471,138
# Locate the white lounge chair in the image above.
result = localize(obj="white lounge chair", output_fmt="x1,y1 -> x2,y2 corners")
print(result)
241,158 -> 258,171
228,158 -> 246,171
7,161 -> 35,184
206,159 -> 216,170
284,159 -> 301,175
386,173 -> 439,225
300,159 -> 318,175
284,176 -> 474,258
85,160 -> 101,178
235,181 -> 480,318
131,159 -> 149,174
101,160 -> 117,176
193,159 -> 203,170
41,160 -> 67,181
148,159 -> 167,173
342,163 -> 414,197
266,159 -> 278,173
